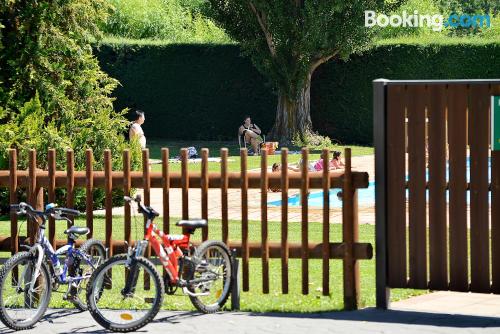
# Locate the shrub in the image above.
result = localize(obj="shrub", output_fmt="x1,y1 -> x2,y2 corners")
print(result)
0,0 -> 142,210
103,0 -> 231,43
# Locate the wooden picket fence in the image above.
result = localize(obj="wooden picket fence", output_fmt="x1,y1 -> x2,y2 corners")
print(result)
0,147 -> 371,309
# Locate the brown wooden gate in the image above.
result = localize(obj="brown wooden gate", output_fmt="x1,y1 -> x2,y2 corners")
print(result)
374,79 -> 500,308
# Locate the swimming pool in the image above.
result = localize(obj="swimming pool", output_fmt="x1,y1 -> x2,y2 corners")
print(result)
268,158 -> 491,208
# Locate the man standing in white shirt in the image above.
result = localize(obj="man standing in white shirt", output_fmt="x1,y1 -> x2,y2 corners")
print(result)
129,110 -> 146,148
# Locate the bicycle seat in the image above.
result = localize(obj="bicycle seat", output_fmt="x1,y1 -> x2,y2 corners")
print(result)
176,219 -> 207,228
64,226 -> 90,236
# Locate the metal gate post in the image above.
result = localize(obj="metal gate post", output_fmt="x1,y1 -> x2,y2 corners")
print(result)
231,249 -> 240,310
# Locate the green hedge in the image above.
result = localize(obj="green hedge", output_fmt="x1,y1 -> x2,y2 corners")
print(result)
96,41 -> 500,145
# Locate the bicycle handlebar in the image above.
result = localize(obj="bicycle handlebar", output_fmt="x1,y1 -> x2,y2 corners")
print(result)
10,203 -> 80,222
123,195 -> 159,218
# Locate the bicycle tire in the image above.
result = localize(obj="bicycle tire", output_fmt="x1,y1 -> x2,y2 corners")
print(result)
70,239 -> 106,311
86,254 -> 164,332
188,240 -> 232,313
0,251 -> 52,330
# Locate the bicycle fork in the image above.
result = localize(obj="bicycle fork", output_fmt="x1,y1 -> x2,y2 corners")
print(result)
27,244 -> 44,293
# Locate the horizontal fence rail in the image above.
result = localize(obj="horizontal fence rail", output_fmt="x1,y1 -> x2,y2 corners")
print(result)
0,147 -> 370,310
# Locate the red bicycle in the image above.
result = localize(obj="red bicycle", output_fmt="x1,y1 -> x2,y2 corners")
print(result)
86,195 -> 232,332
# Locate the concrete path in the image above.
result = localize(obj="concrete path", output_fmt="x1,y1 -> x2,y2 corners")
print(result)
3,292 -> 500,333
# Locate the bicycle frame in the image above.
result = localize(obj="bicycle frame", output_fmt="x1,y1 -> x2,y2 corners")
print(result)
26,213 -> 99,293
137,217 -> 190,285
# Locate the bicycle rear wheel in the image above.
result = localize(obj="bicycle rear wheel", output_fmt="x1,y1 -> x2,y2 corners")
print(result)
0,251 -> 51,330
188,240 -> 232,313
86,254 -> 164,332
69,239 -> 106,311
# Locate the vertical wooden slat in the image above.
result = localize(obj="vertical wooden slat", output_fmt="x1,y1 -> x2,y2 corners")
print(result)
281,148 -> 289,294
428,84 -> 448,290
66,150 -> 75,228
142,149 -> 151,290
123,150 -> 131,246
240,148 -> 249,292
491,85 -> 500,293
407,85 -> 427,289
143,149 -> 151,226
162,148 -> 170,234
448,84 -> 468,291
86,149 -> 94,239
322,149 -> 330,296
181,148 -> 189,220
48,149 -> 56,249
300,148 -> 309,295
343,149 -> 359,309
9,149 -> 18,256
386,84 -> 407,288
261,150 -> 269,294
201,148 -> 208,241
469,84 -> 490,292
221,148 -> 229,244
28,150 -> 37,245
104,150 -> 113,256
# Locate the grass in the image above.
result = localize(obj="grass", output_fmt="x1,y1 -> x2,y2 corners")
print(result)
0,215 -> 426,312
146,139 -> 374,173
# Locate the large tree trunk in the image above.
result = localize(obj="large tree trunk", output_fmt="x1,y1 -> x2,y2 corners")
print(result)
268,73 -> 313,145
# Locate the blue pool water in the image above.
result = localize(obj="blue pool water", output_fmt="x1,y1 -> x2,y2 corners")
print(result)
268,158 -> 492,208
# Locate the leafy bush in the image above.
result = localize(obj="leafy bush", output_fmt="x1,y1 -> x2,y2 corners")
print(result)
0,0 -> 141,210
103,0 -> 231,43
292,132 -> 339,151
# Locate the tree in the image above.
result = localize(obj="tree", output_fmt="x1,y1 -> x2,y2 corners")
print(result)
206,0 -> 404,143
0,0 -> 141,208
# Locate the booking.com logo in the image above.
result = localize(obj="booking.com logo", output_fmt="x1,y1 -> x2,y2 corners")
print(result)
365,10 -> 491,31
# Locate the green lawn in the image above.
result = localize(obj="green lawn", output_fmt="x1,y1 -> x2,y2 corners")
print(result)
146,139 -> 374,173
0,215 -> 425,312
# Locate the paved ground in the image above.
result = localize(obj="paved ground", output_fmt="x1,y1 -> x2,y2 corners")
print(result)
2,292 -> 500,333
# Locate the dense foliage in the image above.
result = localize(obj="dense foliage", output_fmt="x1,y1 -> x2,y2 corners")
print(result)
0,0 -> 141,209
102,0 -> 230,43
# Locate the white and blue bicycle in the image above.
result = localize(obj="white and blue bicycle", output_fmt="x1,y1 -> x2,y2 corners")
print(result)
0,202 -> 106,330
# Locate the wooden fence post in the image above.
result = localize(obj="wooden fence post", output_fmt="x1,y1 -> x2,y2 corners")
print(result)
343,148 -> 359,310
123,150 -> 131,247
240,148 -> 249,292
66,150 -> 75,227
301,148 -> 309,295
322,149 -> 330,296
48,149 -> 56,249
261,150 -> 269,294
162,148 -> 170,234
104,150 -> 113,256
221,148 -> 229,245
85,149 -> 94,239
281,148 -> 289,294
9,149 -> 18,256
28,150 -> 43,245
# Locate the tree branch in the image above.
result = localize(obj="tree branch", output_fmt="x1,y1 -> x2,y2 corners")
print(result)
248,1 -> 276,57
310,52 -> 337,74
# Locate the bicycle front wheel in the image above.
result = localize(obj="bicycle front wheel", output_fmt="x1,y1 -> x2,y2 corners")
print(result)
86,254 -> 164,332
0,251 -> 51,330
